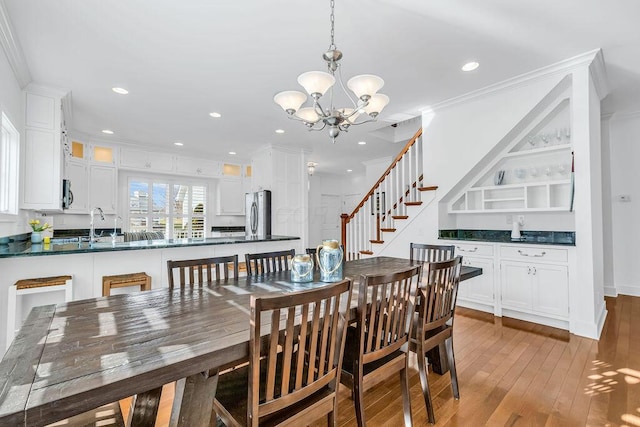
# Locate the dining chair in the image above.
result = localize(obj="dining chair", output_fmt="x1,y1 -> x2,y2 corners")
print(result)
245,249 -> 295,275
409,256 -> 463,424
409,242 -> 455,263
340,265 -> 422,427
213,278 -> 353,426
167,254 -> 239,290
305,247 -> 319,270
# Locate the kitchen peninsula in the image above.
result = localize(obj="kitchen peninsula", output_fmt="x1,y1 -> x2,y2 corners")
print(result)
0,235 -> 300,354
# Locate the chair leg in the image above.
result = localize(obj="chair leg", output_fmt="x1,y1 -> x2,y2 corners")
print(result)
445,337 -> 460,399
400,357 -> 413,427
327,408 -> 336,426
417,348 -> 436,424
353,363 -> 366,427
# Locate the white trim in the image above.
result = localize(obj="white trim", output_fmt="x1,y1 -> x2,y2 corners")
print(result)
609,110 -> 640,122
0,0 -> 31,88
603,285 -> 618,297
424,49 -> 602,114
589,49 -> 610,101
616,285 -> 640,297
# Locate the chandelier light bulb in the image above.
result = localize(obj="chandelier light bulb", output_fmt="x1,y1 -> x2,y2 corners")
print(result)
347,74 -> 384,101
274,91 -> 307,114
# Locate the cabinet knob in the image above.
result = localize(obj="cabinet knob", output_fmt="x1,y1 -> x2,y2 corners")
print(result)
145,162 -> 151,168
196,168 -> 202,174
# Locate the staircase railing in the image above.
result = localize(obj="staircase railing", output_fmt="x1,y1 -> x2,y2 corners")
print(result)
341,128 -> 424,260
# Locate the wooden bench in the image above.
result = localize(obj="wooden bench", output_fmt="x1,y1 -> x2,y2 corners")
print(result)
102,272 -> 151,297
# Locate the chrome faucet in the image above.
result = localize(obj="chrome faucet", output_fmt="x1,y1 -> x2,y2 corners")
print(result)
89,207 -> 105,243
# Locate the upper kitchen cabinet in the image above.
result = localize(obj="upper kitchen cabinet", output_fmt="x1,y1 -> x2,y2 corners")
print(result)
21,86 -> 69,211
216,163 -> 250,215
119,148 -> 174,173
175,156 -> 220,178
447,78 -> 573,214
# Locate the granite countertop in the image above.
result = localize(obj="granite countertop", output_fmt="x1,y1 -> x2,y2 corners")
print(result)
0,235 -> 300,258
439,229 -> 575,246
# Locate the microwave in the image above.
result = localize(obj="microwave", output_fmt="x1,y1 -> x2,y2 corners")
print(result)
62,179 -> 73,209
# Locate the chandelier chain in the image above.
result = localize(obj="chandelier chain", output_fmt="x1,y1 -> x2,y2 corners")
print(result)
329,0 -> 336,50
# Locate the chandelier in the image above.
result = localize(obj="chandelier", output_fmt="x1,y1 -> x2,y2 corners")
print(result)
273,0 -> 389,142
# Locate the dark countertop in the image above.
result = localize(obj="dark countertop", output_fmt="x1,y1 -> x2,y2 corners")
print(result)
211,226 -> 245,232
439,229 -> 575,246
0,235 -> 300,258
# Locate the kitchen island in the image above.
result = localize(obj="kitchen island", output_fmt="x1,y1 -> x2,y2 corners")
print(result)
0,235 -> 300,355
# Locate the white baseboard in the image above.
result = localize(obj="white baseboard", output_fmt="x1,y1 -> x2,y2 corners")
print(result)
604,286 -> 618,297
616,285 -> 640,297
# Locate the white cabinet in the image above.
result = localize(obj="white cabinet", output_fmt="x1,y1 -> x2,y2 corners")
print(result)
63,160 -> 88,213
176,156 -> 220,178
500,244 -> 569,320
459,256 -> 495,307
89,165 -> 117,214
217,178 -> 244,215
21,88 -> 67,211
119,148 -> 174,172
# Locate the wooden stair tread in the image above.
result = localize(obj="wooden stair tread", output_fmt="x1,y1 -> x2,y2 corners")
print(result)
359,250 -> 374,255
370,240 -> 384,244
404,201 -> 423,206
380,228 -> 396,232
392,215 -> 409,220
418,186 -> 438,192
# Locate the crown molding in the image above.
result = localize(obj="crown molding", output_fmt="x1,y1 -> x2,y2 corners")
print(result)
0,0 -> 31,88
589,49 -> 610,101
424,49 -> 603,114
609,110 -> 640,122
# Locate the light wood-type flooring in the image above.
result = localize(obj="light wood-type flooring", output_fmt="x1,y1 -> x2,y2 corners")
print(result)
121,295 -> 640,426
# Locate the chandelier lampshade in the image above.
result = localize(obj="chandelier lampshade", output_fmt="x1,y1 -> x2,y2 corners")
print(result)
273,91 -> 307,114
346,74 -> 384,101
273,0 -> 389,142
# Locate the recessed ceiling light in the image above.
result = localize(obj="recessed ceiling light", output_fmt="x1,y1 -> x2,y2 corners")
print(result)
209,112 -> 222,118
461,61 -> 479,72
112,87 -> 129,95
101,129 -> 114,135
229,151 -> 236,155
275,129 -> 285,134
174,142 -> 184,146
347,169 -> 353,172
358,141 -> 367,145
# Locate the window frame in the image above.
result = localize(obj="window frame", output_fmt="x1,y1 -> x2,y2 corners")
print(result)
0,112 -> 20,219
126,175 -> 208,239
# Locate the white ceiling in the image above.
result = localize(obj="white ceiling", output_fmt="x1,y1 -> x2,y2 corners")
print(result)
4,0 -> 639,175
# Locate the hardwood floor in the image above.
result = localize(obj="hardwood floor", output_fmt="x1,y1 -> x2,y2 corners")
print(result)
121,295 -> 640,426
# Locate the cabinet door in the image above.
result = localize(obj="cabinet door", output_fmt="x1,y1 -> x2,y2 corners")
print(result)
89,165 -> 117,214
119,148 -> 149,169
532,264 -> 569,318
462,257 -> 494,304
500,260 -> 532,311
175,156 -> 220,177
64,161 -> 88,213
217,179 -> 244,215
21,129 -> 62,210
148,152 -> 174,172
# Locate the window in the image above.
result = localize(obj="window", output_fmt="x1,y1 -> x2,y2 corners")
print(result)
0,113 -> 19,216
128,178 -> 207,239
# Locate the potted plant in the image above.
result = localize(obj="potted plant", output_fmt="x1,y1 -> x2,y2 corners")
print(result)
29,219 -> 51,244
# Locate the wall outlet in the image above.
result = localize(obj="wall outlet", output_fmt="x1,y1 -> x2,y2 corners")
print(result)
506,215 -> 513,225
517,215 -> 525,225
618,195 -> 631,202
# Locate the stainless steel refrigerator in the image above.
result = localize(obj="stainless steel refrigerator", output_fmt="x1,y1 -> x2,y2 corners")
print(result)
245,190 -> 271,238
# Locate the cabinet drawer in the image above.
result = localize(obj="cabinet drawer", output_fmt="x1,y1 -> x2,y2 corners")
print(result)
500,245 -> 567,263
452,242 -> 493,257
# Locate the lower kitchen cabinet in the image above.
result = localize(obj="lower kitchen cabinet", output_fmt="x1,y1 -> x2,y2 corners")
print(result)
500,260 -> 569,319
458,256 -> 495,312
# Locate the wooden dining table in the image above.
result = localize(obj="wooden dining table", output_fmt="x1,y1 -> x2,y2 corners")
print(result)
0,256 -> 481,427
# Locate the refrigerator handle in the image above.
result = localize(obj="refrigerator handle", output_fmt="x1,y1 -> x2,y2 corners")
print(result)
251,201 -> 258,234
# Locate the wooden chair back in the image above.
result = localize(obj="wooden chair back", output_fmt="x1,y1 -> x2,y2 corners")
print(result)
356,265 -> 422,364
249,278 -> 352,424
166,255 -> 239,290
417,256 -> 463,336
245,249 -> 295,275
409,243 -> 455,263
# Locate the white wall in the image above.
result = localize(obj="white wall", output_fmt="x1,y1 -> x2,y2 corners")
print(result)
0,40 -> 28,238
607,112 -> 640,297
